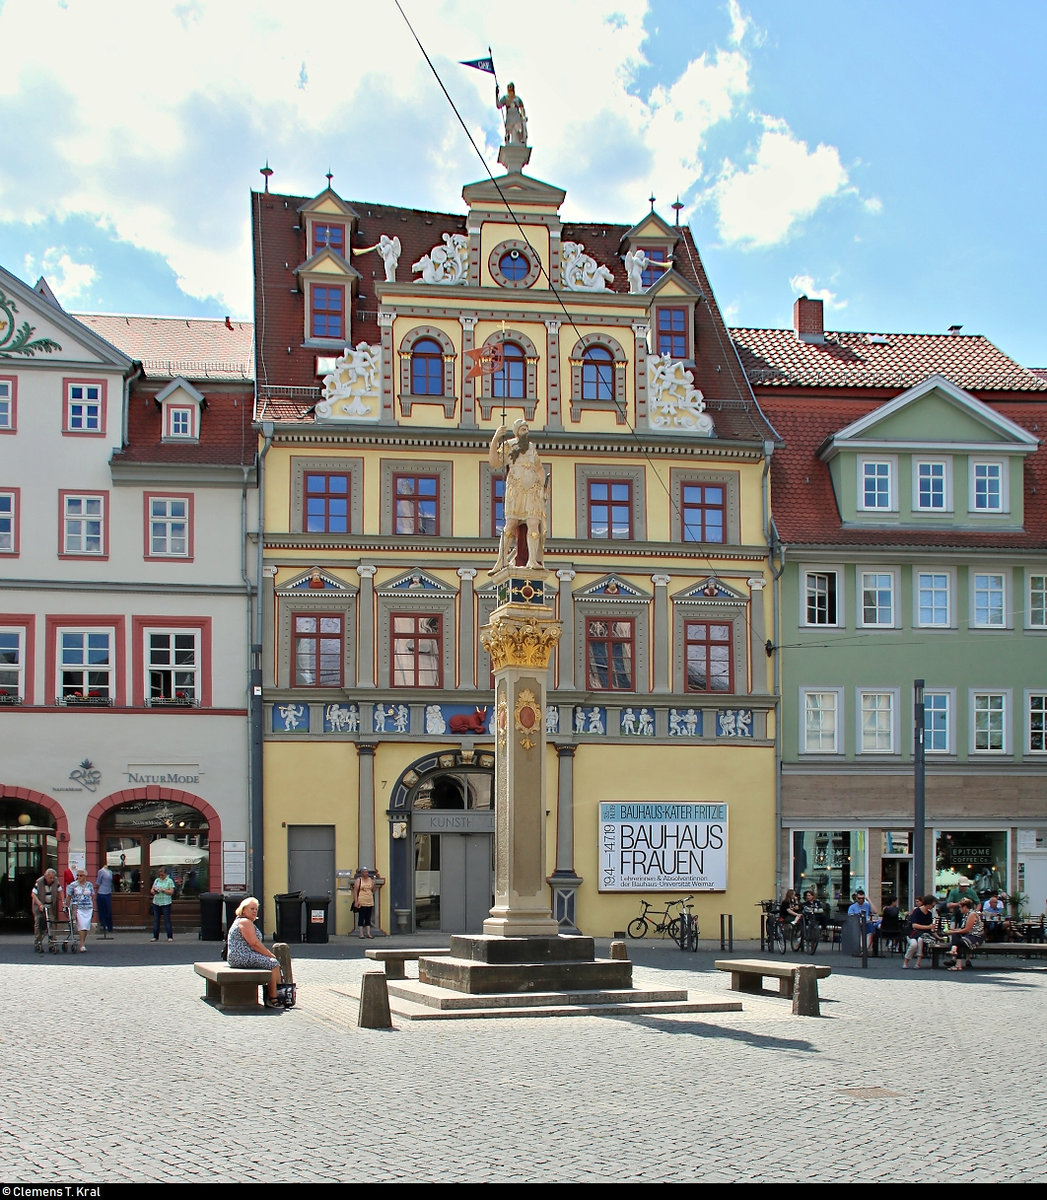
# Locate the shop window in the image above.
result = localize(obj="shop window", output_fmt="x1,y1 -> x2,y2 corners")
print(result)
792,829 -> 867,915
934,831 -> 1007,898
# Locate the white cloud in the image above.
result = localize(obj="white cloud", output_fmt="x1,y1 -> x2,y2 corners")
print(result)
711,118 -> 850,247
22,249 -> 97,302
788,273 -> 846,311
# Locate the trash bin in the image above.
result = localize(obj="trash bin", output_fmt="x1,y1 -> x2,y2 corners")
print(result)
274,891 -> 305,943
304,894 -> 331,944
199,892 -> 224,941
842,913 -> 865,956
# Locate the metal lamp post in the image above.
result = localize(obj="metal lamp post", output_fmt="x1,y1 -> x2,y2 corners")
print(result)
913,679 -> 926,901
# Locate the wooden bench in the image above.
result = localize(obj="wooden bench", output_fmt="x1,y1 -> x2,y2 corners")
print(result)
715,958 -> 831,999
364,947 -> 451,979
195,962 -> 273,1010
932,942 -> 1047,969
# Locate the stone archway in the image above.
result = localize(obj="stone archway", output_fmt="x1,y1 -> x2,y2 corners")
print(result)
0,786 -> 68,926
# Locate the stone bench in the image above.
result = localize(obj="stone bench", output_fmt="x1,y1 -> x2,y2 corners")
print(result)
364,947 -> 451,979
932,941 -> 1047,969
195,962 -> 274,1010
715,958 -> 831,1000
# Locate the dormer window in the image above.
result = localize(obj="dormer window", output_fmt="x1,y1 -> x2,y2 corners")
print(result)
309,284 -> 345,340
312,223 -> 345,256
156,378 -> 204,443
166,405 -> 195,439
640,247 -> 667,289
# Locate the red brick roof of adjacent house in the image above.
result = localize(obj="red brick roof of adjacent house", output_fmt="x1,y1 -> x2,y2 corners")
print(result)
76,313 -> 257,468
75,313 -> 254,382
252,189 -> 768,438
758,395 -> 1047,548
731,327 -> 1047,394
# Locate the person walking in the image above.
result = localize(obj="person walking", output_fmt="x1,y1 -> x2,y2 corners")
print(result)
66,869 -> 95,953
95,862 -> 114,936
352,868 -> 376,940
31,868 -> 61,954
150,864 -> 175,941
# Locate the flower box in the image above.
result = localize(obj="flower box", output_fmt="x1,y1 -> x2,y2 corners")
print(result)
147,696 -> 199,708
0,692 -> 22,705
60,694 -> 113,707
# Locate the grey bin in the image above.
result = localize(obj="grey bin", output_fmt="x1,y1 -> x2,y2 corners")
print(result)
304,895 -> 331,944
198,892 -> 224,941
842,913 -> 866,956
274,891 -> 305,943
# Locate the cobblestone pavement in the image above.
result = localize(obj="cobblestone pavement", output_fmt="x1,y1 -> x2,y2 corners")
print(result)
2,928 -> 1045,1184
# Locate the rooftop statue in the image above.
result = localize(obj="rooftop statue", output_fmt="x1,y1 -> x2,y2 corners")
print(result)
496,82 -> 528,146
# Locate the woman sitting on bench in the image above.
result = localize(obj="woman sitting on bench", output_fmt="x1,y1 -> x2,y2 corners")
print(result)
946,898 -> 985,972
227,896 -> 287,1007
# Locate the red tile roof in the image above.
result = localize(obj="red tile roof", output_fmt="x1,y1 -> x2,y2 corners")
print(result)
759,395 -> 1047,548
75,313 -> 253,382
731,328 -> 1047,394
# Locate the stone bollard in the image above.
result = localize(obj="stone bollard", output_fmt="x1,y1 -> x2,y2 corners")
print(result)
609,939 -> 629,961
358,970 -> 393,1029
792,965 -> 820,1017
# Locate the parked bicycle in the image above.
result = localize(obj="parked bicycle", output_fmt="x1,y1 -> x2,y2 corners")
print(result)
676,896 -> 699,951
760,897 -> 818,955
790,903 -> 820,956
627,896 -> 689,940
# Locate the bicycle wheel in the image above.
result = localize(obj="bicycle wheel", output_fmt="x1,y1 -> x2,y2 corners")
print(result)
789,919 -> 804,953
771,922 -> 787,955
666,918 -> 681,942
802,919 -> 819,956
626,917 -> 649,939
689,917 -> 700,952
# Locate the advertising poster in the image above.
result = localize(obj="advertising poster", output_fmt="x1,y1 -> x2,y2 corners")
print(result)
599,802 -> 728,891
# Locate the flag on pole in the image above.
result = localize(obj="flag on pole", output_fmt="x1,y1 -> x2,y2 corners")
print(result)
460,56 -> 495,75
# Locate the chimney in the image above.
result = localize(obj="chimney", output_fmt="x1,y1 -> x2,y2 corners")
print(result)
793,296 -> 825,344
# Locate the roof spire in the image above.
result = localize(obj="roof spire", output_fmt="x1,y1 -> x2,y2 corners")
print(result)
326,169 -> 334,188
260,161 -> 274,193
648,193 -> 656,212
671,196 -> 684,226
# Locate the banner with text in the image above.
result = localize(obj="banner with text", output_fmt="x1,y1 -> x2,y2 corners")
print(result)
599,802 -> 728,891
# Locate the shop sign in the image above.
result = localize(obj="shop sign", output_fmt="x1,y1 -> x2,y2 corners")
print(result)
599,802 -> 727,891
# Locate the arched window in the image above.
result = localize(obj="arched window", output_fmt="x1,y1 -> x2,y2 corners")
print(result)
410,338 -> 444,395
582,346 -> 614,401
492,342 -> 525,399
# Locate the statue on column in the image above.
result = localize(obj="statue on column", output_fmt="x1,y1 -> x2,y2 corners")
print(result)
489,419 -> 548,573
496,82 -> 528,146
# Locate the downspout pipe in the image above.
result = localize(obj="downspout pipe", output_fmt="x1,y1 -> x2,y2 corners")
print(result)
762,439 -> 785,895
251,421 -> 275,907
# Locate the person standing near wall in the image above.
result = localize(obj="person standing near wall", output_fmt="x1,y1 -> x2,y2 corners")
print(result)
150,864 -> 175,941
353,868 -> 376,940
95,862 -> 114,936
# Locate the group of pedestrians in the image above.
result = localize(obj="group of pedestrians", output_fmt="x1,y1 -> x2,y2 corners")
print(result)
901,877 -> 991,971
31,863 -> 114,953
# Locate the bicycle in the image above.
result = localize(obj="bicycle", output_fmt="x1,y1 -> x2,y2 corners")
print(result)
675,896 -> 699,951
790,904 -> 820,956
758,899 -> 788,954
627,896 -> 688,940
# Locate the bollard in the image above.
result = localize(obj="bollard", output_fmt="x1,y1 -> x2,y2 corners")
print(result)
609,939 -> 629,961
720,914 -> 734,952
358,970 -> 393,1029
792,965 -> 820,1017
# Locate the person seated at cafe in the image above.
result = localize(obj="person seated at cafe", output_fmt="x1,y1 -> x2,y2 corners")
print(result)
779,888 -> 802,927
801,889 -> 827,931
847,889 -> 881,952
903,896 -> 938,968
875,896 -> 906,954
946,875 -> 979,916
946,898 -> 985,971
981,891 -> 1007,941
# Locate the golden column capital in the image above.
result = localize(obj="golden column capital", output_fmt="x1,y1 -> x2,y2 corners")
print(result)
481,611 -> 562,671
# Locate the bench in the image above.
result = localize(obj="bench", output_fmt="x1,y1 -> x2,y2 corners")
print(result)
715,958 -> 831,999
931,942 -> 1047,969
364,947 -> 451,979
194,962 -> 273,1010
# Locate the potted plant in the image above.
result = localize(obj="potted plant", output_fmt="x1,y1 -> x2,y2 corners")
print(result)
1003,890 -> 1029,919
0,688 -> 21,705
63,690 -> 111,706
149,691 -> 197,707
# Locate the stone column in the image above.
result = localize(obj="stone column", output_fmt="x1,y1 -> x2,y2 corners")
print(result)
377,310 -> 395,423
747,576 -> 769,695
355,564 -> 377,688
457,567 -> 477,688
545,319 -> 562,430
549,743 -> 582,931
651,573 -> 671,693
555,568 -> 575,689
480,570 -> 561,937
459,315 -> 477,427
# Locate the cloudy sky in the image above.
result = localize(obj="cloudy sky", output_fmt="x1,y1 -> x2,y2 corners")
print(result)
2,0 -> 1044,365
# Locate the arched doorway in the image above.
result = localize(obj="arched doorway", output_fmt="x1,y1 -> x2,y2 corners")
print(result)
91,790 -> 220,929
0,790 -> 63,930
388,751 -> 495,934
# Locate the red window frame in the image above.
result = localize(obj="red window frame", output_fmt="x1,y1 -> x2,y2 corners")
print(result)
393,473 -> 439,535
681,482 -> 726,543
303,472 -> 350,533
587,479 -> 632,539
312,223 -> 346,256
492,342 -> 525,399
59,490 -> 109,560
164,404 -> 197,439
63,378 -> 107,436
656,307 -> 688,358
131,616 -> 213,707
0,375 -> 16,433
45,614 -> 126,706
684,620 -> 733,694
309,284 -> 345,339
391,613 -> 443,687
291,613 -> 344,688
581,345 -> 614,401
585,617 -> 634,691
640,247 -> 667,289
0,487 -> 19,556
410,338 -> 444,395
0,614 -> 34,704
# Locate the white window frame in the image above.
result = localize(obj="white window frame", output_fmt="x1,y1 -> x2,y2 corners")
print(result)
0,377 -> 13,430
0,626 -> 25,699
912,457 -> 952,513
858,456 -> 897,512
145,628 -> 200,701
62,493 -> 106,556
1026,691 -> 1047,755
971,689 -> 1009,755
923,689 -> 953,754
0,489 -> 16,554
1026,572 -> 1047,630
147,495 -> 191,558
857,568 -> 898,628
65,381 -> 103,433
58,628 -> 113,700
801,687 -> 842,754
801,567 -> 843,628
971,571 -> 1008,629
914,568 -> 954,628
857,688 -> 897,754
969,459 -> 1007,514
164,405 -> 196,440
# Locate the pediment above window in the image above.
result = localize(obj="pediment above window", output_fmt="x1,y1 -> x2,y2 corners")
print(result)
378,569 -> 455,596
674,577 -> 745,603
277,567 -> 356,596
575,574 -> 650,601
